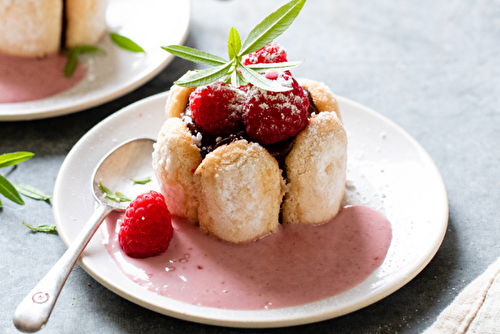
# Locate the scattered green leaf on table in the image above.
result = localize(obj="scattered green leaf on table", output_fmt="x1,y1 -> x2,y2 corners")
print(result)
0,174 -> 24,206
131,176 -> 152,185
23,222 -> 57,234
0,152 -> 34,169
110,32 -> 145,53
16,183 -> 52,203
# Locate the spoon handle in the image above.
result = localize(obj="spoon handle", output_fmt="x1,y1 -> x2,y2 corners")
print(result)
13,204 -> 114,333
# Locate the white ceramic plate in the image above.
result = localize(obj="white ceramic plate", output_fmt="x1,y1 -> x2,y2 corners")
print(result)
53,92 -> 448,328
0,0 -> 190,121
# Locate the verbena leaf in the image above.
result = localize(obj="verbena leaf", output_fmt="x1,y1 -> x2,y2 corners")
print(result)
175,62 -> 234,87
239,63 -> 292,92
0,152 -> 34,169
105,194 -> 117,201
0,174 -> 24,205
16,183 -> 52,203
247,60 -> 303,72
64,50 -> 79,78
110,32 -> 145,53
227,27 -> 242,60
239,0 -> 306,56
70,45 -> 105,55
231,69 -> 240,87
99,181 -> 116,201
115,192 -> 132,202
99,181 -> 132,202
23,222 -> 57,234
64,45 -> 105,78
162,45 -> 226,66
131,177 -> 152,185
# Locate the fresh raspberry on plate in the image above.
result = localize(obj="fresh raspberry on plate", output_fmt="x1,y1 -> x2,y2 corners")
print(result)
189,81 -> 246,135
242,71 -> 309,145
118,191 -> 173,258
242,42 -> 288,65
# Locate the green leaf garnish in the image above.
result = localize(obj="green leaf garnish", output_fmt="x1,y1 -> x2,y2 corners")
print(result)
70,45 -> 105,54
110,32 -> 145,53
0,152 -> 35,168
230,69 -> 244,88
99,181 -> 132,203
174,61 -> 234,88
64,51 -> 78,78
239,0 -> 306,56
131,177 -> 152,185
115,192 -> 132,202
239,63 -> 292,92
99,181 -> 114,196
162,0 -> 306,92
162,45 -> 226,66
16,183 -> 52,203
0,174 -> 24,206
227,27 -> 242,61
247,60 -> 303,72
0,152 -> 34,169
23,222 -> 57,234
64,45 -> 106,78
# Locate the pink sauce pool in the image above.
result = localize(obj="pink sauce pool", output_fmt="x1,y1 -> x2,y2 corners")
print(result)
101,205 -> 392,310
0,52 -> 86,103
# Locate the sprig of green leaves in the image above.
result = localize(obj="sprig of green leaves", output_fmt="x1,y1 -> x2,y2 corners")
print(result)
64,33 -> 143,78
22,222 -> 57,234
0,152 -> 34,207
162,0 -> 306,92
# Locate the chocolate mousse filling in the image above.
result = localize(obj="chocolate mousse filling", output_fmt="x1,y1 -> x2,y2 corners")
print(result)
181,88 -> 319,168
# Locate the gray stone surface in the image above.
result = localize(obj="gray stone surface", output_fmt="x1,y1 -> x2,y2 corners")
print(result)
1,0 -> 499,333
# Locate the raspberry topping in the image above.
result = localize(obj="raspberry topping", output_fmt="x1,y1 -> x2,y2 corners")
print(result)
189,81 -> 246,136
118,191 -> 173,258
242,42 -> 288,65
242,71 -> 309,145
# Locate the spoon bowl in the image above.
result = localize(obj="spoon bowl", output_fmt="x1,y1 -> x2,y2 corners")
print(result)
13,138 -> 156,333
93,138 -> 157,208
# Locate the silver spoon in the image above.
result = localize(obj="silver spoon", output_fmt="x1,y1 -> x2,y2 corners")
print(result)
13,138 -> 156,333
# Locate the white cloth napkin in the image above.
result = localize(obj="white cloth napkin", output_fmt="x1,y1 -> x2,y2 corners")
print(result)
424,257 -> 500,334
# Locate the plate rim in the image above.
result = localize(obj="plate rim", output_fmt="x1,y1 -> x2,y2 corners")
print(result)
53,91 -> 449,328
0,0 -> 190,122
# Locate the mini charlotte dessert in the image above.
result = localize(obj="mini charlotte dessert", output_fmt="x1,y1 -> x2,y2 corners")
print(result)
0,0 -> 108,57
153,0 -> 347,243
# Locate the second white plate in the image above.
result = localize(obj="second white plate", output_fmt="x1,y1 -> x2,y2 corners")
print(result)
0,0 -> 190,121
53,91 -> 448,327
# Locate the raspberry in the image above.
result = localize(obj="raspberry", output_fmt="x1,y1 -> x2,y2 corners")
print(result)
118,191 -> 173,258
189,81 -> 246,136
242,71 -> 309,145
242,42 -> 288,65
